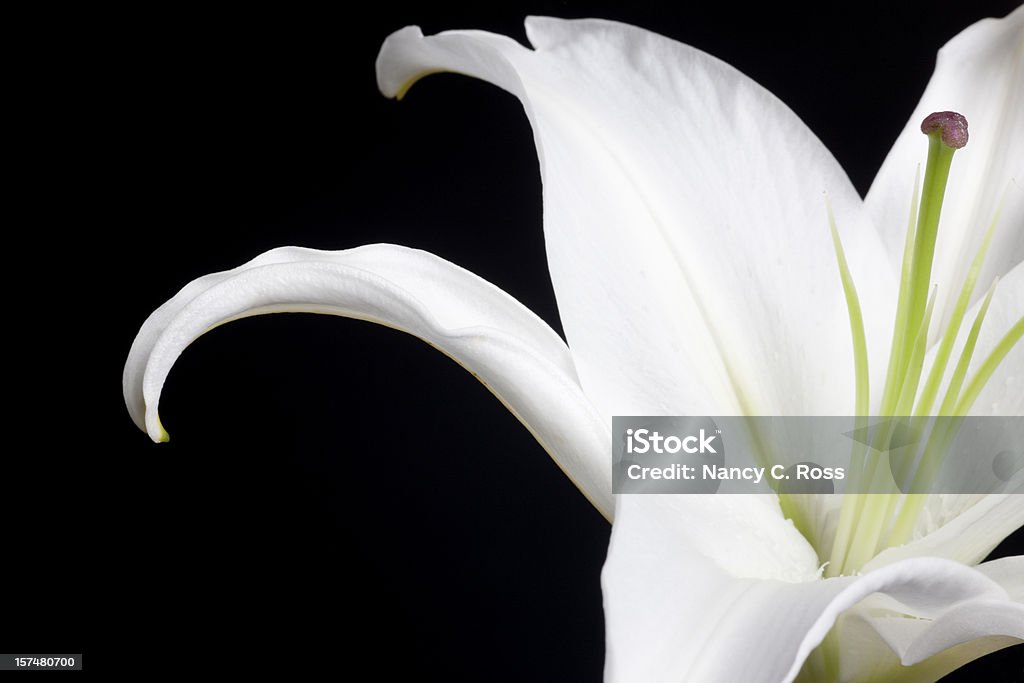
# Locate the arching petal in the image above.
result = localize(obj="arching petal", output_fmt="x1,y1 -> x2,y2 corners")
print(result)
866,6 -> 1024,338
602,494 -> 1019,683
837,601 -> 1022,682
842,559 -> 1024,679
874,598 -> 1023,665
378,18 -> 896,419
123,244 -> 613,518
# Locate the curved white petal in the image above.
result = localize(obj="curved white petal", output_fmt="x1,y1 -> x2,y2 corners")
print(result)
844,559 -> 1024,678
976,555 -> 1024,599
877,598 -> 1023,664
602,495 -> 1019,683
607,495 -> 822,585
123,244 -> 614,518
378,18 -> 896,419
866,6 -> 1024,338
838,604 -> 1022,682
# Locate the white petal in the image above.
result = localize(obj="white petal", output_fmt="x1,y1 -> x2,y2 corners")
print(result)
976,555 -> 1024,599
602,495 -> 1017,683
123,244 -> 613,518
605,495 -> 822,584
378,18 -> 896,419
883,599 -> 1023,664
839,603 -> 1022,682
866,6 -> 1024,338
848,559 -> 1024,678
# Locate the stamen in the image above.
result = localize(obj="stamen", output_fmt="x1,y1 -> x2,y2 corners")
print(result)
828,204 -> 870,419
941,279 -> 1001,417
824,204 -> 870,577
895,286 -> 939,417
954,315 -> 1024,416
879,166 -> 921,418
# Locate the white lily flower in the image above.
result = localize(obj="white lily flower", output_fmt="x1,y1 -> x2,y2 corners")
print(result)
123,8 -> 1024,683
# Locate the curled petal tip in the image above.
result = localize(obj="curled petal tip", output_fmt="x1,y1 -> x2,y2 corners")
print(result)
152,415 -> 170,443
920,111 -> 969,149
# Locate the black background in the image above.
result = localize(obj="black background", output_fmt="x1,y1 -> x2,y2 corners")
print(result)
13,0 -> 1023,679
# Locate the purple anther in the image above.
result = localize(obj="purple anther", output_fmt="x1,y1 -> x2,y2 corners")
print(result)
920,111 -> 969,149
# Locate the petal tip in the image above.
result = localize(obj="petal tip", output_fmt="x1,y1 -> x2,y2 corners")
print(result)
150,415 -> 170,443
376,25 -> 429,99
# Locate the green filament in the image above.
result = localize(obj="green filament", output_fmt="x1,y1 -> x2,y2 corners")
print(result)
954,316 -> 1024,416
894,287 -> 938,418
828,204 -> 870,420
879,167 -> 922,418
824,205 -> 871,577
939,279 -> 1001,417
